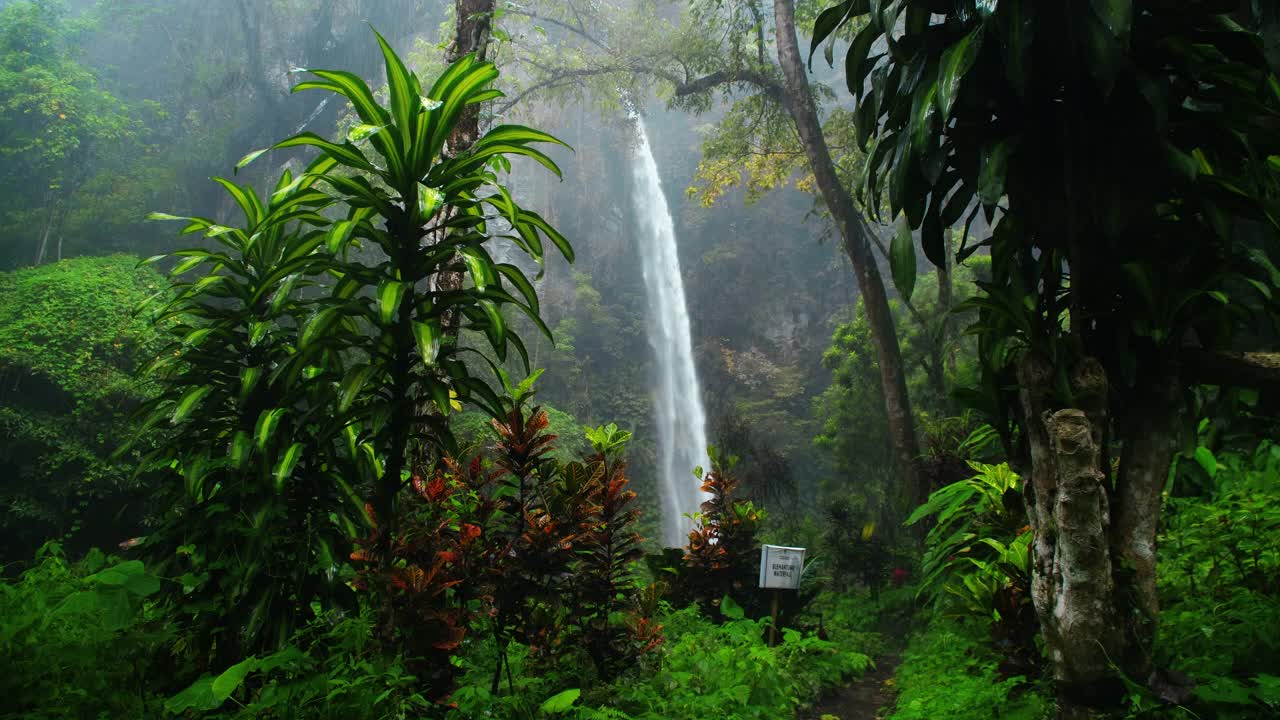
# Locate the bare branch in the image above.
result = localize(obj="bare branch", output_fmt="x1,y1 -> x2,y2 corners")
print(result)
673,69 -> 783,101
1180,350 -> 1280,388
504,7 -> 611,53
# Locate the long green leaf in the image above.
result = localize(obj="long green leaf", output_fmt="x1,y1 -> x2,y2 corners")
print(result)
373,29 -> 417,150
459,246 -> 495,291
230,430 -> 252,469
254,408 -> 286,451
300,307 -> 340,349
235,148 -> 270,174
809,1 -> 856,65
937,29 -> 982,121
477,299 -> 507,359
378,280 -> 408,325
413,320 -> 441,365
172,385 -> 213,424
214,177 -> 262,227
496,263 -> 539,313
339,366 -> 378,412
274,443 -> 304,492
891,215 -> 918,301
274,132 -> 377,174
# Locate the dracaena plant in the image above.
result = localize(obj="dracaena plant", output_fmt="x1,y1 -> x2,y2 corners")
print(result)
132,167 -> 364,665
261,31 -> 573,550
134,30 -> 572,665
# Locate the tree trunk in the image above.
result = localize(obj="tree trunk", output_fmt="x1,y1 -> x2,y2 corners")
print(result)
773,0 -> 921,502
446,0 -> 495,146
938,252 -> 956,381
34,195 -> 59,266
1112,363 -> 1181,679
1018,353 -> 1182,717
412,0 -> 498,472
436,0 -> 496,338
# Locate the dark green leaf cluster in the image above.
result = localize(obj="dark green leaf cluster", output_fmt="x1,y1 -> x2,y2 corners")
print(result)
815,0 -> 1280,424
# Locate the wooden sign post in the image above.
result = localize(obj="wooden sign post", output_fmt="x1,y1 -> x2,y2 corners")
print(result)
758,544 -> 806,645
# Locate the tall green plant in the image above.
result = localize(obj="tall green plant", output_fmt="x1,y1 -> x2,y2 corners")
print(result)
261,32 -> 573,546
134,166 -> 360,664
136,31 -> 572,664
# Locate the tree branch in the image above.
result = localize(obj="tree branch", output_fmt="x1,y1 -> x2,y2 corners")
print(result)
1180,350 -> 1280,388
673,69 -> 783,102
504,7 -> 610,53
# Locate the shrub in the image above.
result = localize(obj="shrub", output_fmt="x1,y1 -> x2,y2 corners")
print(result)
887,616 -> 1051,720
1146,439 -> 1280,718
681,449 -> 768,617
0,544 -> 169,719
0,256 -> 167,561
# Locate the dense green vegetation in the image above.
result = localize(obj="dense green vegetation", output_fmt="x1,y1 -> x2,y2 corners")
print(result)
0,255 -> 167,559
0,1 -> 1278,719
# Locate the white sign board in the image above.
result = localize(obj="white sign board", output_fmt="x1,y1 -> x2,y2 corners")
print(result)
758,545 -> 806,590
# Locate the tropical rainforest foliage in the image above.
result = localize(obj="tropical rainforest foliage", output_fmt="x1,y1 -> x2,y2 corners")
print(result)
1,1 -> 1278,719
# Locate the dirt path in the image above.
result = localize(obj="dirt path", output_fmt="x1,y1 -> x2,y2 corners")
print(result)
799,650 -> 902,720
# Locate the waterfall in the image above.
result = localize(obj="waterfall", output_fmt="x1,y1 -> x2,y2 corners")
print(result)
293,97 -> 331,134
629,117 -> 712,547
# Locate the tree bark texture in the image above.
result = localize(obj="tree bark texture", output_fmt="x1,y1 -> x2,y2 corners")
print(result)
1113,364 -> 1180,678
436,0 -> 496,335
1018,355 -> 1123,713
413,0 -> 498,473
446,0 -> 495,150
1018,352 -> 1186,716
773,0 -> 922,502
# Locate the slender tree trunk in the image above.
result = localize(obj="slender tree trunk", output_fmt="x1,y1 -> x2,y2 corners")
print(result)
938,249 -> 956,382
436,0 -> 496,336
1112,363 -> 1181,679
34,196 -> 60,266
412,0 -> 498,471
773,0 -> 921,502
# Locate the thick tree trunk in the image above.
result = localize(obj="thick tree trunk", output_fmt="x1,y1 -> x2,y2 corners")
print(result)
1018,354 -> 1125,716
773,0 -> 921,502
446,0 -> 495,146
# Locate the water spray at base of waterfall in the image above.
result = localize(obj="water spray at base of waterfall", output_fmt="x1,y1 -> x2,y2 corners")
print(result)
629,116 -> 713,547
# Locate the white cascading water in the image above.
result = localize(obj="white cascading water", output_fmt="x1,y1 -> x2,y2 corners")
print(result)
629,117 -> 713,547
